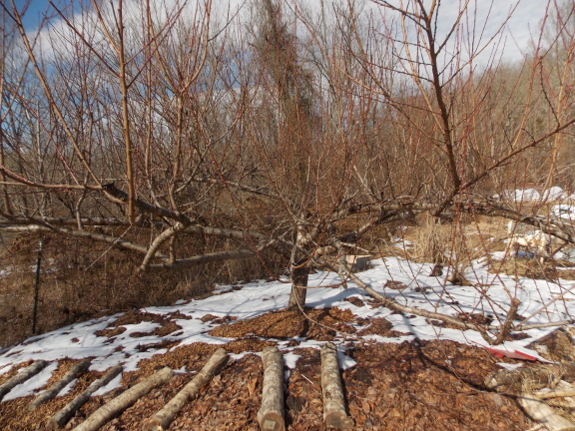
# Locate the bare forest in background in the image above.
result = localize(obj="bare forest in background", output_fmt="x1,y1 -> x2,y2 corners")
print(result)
1,0 -> 575,347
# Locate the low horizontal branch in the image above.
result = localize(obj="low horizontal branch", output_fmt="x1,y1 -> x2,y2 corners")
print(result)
0,217 -> 129,227
352,196 -> 575,245
184,225 -> 291,257
0,168 -> 96,190
328,258 -> 498,345
0,223 -> 168,260
146,249 -> 255,271
102,183 -> 194,226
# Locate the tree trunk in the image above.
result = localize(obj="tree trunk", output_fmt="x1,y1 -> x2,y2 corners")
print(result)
28,359 -> 91,411
257,346 -> 285,431
321,342 -> 353,429
287,261 -> 309,309
72,367 -> 173,431
48,364 -> 123,430
0,360 -> 48,401
145,349 -> 228,431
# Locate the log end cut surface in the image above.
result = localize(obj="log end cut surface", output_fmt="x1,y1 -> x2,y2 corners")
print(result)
325,411 -> 354,429
259,412 -> 285,431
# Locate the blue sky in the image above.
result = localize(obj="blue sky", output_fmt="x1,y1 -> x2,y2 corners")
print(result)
10,0 -> 60,29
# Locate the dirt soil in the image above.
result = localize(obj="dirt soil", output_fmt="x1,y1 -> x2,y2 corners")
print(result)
0,309 -> 536,431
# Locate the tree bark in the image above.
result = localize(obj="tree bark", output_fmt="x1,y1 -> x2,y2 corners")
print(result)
0,360 -> 48,401
47,364 -> 123,430
144,348 -> 228,431
71,367 -> 173,431
147,249 -> 255,271
287,262 -> 309,309
257,346 -> 285,431
28,359 -> 91,411
321,342 -> 353,429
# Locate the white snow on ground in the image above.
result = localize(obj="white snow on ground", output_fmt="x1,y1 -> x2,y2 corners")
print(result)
553,204 -> 575,221
542,187 -> 565,201
494,187 -> 575,203
514,188 -> 541,201
1,256 -> 575,401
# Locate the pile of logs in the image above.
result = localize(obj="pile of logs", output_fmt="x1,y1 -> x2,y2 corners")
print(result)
0,343 -> 355,430
257,343 -> 353,431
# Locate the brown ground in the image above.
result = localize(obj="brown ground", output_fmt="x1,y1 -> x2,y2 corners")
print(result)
0,308 -> 538,431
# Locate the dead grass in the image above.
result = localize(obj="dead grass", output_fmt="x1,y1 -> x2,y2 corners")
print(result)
490,258 -> 575,281
0,229 -> 280,349
398,215 -> 506,268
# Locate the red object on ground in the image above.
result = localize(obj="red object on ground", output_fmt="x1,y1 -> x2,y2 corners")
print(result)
485,347 -> 537,361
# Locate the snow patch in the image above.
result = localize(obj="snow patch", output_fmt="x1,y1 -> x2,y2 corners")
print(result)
92,372 -> 123,396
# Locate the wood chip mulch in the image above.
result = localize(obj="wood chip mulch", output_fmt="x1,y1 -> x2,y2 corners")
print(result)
209,306 -> 356,341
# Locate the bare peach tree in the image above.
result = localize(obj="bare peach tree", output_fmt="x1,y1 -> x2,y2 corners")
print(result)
306,0 -> 575,343
0,1 -> 279,268
2,0 -> 575,343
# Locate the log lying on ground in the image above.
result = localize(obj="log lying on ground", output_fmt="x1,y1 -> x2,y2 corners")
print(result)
28,359 -> 92,411
536,387 -> 575,399
485,363 -> 575,393
0,360 -> 48,401
321,342 -> 353,429
257,346 -> 285,431
534,381 -> 575,419
48,364 -> 123,430
487,364 -> 575,430
145,348 -> 229,431
518,392 -> 575,431
72,367 -> 173,431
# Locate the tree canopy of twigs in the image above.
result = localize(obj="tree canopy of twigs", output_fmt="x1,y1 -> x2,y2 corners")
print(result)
1,0 -> 575,344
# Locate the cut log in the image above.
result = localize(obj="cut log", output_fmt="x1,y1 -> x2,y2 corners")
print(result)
28,359 -> 92,411
536,388 -> 575,399
72,367 -> 173,431
145,348 -> 229,431
257,346 -> 285,431
0,360 -> 48,401
321,342 -> 353,429
47,364 -> 123,430
519,392 -> 575,431
534,380 -> 575,418
485,363 -> 575,394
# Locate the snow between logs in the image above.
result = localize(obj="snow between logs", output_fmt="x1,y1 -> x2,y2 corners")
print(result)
28,359 -> 91,411
0,360 -> 47,402
71,367 -> 173,431
48,364 -> 123,430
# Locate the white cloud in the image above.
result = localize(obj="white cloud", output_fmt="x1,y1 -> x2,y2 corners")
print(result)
10,0 -> 553,70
